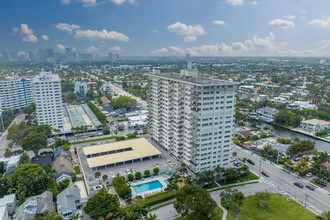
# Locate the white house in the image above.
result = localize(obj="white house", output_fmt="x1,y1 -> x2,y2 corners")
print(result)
0,194 -> 16,220
57,186 -> 81,219
300,119 -> 330,132
256,107 -> 279,122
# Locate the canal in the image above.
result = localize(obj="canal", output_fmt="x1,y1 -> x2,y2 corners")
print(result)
262,123 -> 330,152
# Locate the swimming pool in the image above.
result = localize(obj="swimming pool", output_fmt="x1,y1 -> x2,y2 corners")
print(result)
132,180 -> 163,194
162,173 -> 175,178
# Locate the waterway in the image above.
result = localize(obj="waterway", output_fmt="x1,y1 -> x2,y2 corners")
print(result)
261,123 -> 330,152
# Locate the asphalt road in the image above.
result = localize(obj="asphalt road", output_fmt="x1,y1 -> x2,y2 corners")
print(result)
150,182 -> 273,220
109,82 -> 148,110
0,114 -> 26,157
233,145 -> 330,215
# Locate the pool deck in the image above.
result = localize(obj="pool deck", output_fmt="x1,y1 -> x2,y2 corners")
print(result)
129,175 -> 169,198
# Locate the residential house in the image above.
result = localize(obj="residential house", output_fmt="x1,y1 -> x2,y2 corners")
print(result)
0,155 -> 20,173
52,151 -> 73,176
300,119 -> 330,132
233,130 -> 256,139
57,186 -> 81,219
0,194 -> 16,220
56,173 -> 72,184
256,107 -> 279,122
15,191 -> 53,220
30,155 -> 52,166
287,101 -> 316,110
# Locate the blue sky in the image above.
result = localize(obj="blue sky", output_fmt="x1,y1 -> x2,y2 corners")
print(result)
1,0 -> 330,56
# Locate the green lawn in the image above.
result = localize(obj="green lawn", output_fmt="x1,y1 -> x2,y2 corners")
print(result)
219,173 -> 259,186
174,202 -> 223,220
317,133 -> 330,138
223,194 -> 316,220
74,166 -> 81,174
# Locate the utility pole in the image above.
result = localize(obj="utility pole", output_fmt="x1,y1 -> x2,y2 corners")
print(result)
305,193 -> 309,208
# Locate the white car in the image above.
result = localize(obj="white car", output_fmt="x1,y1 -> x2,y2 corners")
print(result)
111,173 -> 116,178
154,163 -> 159,167
73,159 -> 78,164
305,172 -> 313,177
126,169 -> 131,174
166,160 -> 172,165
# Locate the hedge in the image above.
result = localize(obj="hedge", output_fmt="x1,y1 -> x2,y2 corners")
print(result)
87,101 -> 106,125
141,191 -> 177,207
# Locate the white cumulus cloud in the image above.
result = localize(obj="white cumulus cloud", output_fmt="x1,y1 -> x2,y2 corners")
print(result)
269,19 -> 295,29
61,0 -> 71,4
41,35 -> 49,40
109,46 -> 123,51
54,23 -> 80,33
151,48 -> 168,54
232,42 -> 248,51
249,0 -> 257,5
226,0 -> 243,6
74,29 -> 129,41
56,44 -> 66,51
309,17 -> 330,28
286,15 -> 296,20
184,36 -> 197,42
12,24 -> 38,43
213,20 -> 226,25
109,0 -> 137,4
167,22 -> 205,36
85,46 -> 98,53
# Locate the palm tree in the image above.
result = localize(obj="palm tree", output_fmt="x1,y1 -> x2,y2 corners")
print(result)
127,121 -> 131,133
215,166 -> 226,180
145,213 -> 158,220
70,213 -> 83,220
114,129 -> 119,136
233,191 -> 245,215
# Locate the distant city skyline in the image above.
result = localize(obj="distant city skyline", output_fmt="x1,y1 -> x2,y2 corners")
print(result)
2,0 -> 330,57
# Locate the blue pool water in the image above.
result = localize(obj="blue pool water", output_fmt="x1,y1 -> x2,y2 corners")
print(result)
132,180 -> 163,194
162,173 -> 175,178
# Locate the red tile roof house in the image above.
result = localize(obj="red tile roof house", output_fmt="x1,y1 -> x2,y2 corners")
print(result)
321,161 -> 330,172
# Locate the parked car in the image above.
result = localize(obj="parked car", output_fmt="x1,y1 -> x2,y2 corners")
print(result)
89,177 -> 93,182
111,173 -> 116,178
234,161 -> 242,167
154,163 -> 159,167
294,182 -> 303,188
73,159 -> 78,164
247,159 -> 255,165
305,172 -> 313,177
126,169 -> 131,174
261,171 -> 269,177
305,185 -> 314,191
166,160 -> 172,166
131,168 -> 136,174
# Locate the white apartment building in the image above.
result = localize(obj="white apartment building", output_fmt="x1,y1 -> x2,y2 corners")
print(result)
0,77 -> 34,113
148,69 -> 236,173
75,81 -> 88,97
33,71 -> 64,129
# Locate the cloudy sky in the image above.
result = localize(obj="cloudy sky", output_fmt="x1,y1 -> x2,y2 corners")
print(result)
2,0 -> 330,56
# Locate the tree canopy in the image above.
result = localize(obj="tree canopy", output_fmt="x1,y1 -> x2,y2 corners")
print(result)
84,186 -> 120,220
174,185 -> 215,219
111,96 -> 138,110
21,133 -> 47,156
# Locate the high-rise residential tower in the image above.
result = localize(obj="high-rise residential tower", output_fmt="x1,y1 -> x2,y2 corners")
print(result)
148,68 -> 236,173
0,76 -> 34,113
33,71 -> 64,129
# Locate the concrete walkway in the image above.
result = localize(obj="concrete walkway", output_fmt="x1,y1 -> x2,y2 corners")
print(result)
218,202 -> 227,220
